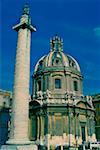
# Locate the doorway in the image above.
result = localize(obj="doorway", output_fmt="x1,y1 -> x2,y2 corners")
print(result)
81,126 -> 86,142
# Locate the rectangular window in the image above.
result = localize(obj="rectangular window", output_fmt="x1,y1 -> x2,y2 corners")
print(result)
73,81 -> 78,91
55,79 -> 61,89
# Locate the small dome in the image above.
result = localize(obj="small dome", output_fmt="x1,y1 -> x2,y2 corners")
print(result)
34,35 -> 81,73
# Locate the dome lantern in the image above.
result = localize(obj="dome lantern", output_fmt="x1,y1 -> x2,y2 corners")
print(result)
50,35 -> 63,52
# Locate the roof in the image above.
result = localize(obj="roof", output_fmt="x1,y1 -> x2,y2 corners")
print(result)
0,89 -> 12,98
92,94 -> 100,102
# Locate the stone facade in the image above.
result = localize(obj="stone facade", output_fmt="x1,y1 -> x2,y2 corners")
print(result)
0,90 -> 12,145
29,35 -> 97,149
0,90 -> 12,109
92,94 -> 100,141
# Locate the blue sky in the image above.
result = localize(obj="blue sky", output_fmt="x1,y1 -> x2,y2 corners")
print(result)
0,0 -> 100,95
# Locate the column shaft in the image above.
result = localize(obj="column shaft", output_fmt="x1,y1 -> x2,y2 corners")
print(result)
9,28 -> 31,143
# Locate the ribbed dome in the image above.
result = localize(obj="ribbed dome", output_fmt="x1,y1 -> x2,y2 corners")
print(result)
34,35 -> 80,72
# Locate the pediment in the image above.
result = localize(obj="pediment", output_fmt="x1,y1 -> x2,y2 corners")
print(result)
76,100 -> 93,109
77,101 -> 86,109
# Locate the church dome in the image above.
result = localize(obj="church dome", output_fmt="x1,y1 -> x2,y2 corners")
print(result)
33,35 -> 83,99
34,35 -> 81,73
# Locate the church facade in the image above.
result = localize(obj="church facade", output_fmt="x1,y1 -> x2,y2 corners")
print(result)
29,35 -> 96,149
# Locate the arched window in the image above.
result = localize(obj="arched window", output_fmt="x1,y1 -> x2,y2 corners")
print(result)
55,59 -> 59,65
73,81 -> 78,91
55,79 -> 61,89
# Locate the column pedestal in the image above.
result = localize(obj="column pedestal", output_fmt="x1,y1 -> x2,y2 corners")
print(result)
1,144 -> 37,150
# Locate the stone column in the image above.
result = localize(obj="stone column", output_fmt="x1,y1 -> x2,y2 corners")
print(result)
69,113 -> 75,145
45,113 -> 50,150
6,5 -> 36,146
66,74 -> 71,92
37,116 -> 40,140
86,116 -> 91,141
90,116 -> 97,142
40,115 -> 44,145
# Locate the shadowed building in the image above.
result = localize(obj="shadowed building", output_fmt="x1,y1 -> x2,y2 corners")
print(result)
29,35 -> 96,149
92,94 -> 100,141
0,90 -> 11,146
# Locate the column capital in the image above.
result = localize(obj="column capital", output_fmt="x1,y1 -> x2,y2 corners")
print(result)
13,23 -> 36,32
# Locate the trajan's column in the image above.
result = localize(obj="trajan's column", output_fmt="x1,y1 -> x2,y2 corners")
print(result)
1,5 -> 37,150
